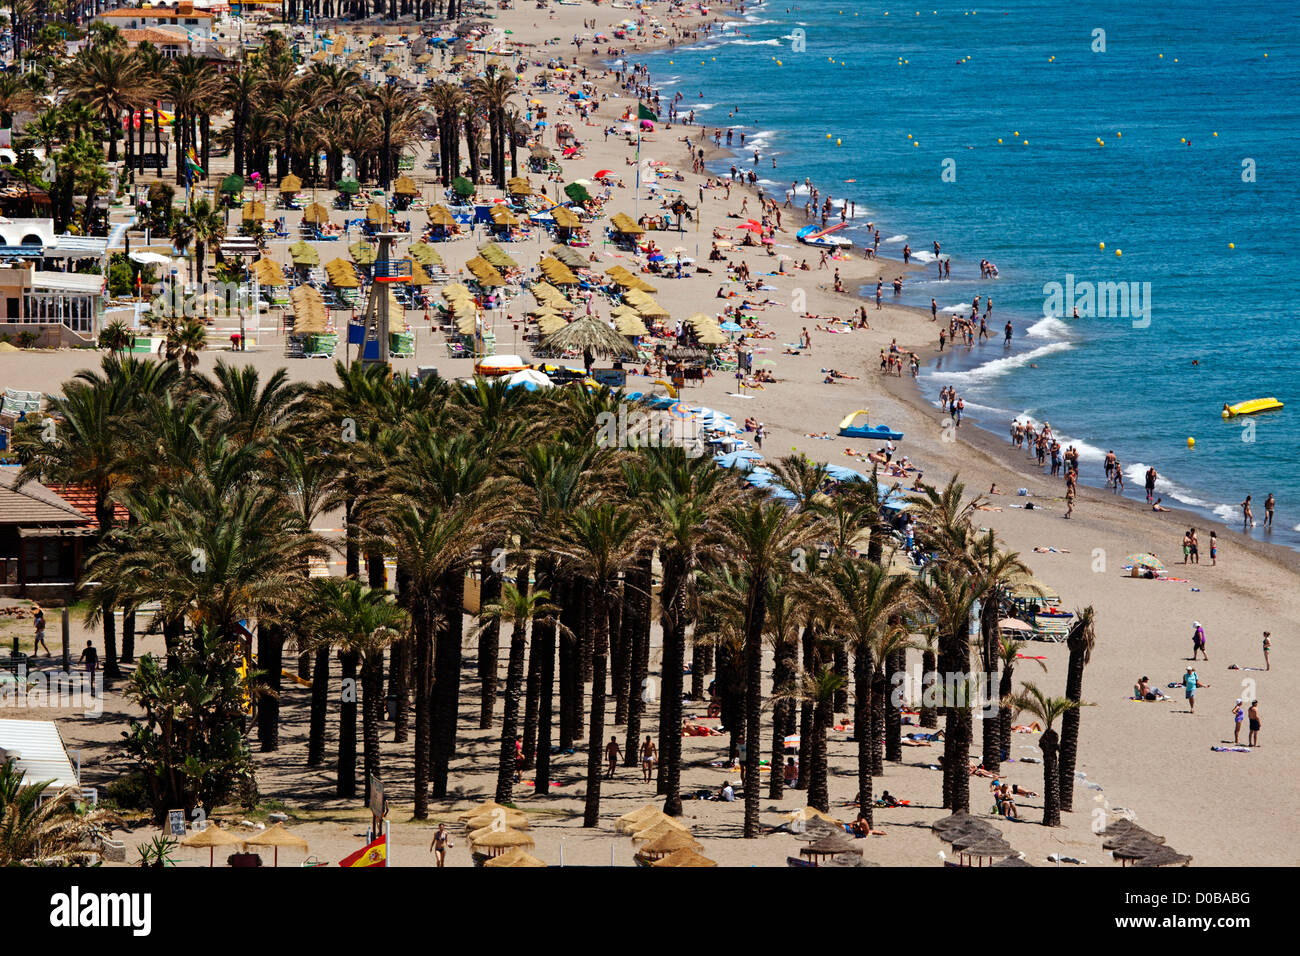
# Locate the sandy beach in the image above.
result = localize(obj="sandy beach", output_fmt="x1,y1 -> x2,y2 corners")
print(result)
0,1 -> 1294,870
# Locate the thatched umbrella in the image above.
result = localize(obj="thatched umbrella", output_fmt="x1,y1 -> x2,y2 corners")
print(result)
465,809 -> 529,831
991,854 -> 1034,867
289,240 -> 320,266
636,829 -> 702,861
798,831 -> 863,865
615,804 -> 663,832
949,826 -> 1006,852
630,818 -> 691,843
1110,838 -> 1172,866
483,846 -> 547,867
1133,846 -> 1192,868
408,241 -> 443,267
179,824 -> 244,867
302,202 -> 331,226
1102,829 -> 1164,851
792,817 -> 846,842
456,799 -> 506,822
469,826 -> 535,859
823,852 -> 881,868
955,837 -> 1016,867
244,822 -> 309,867
393,174 -> 419,197
541,313 -> 638,362
279,174 -> 303,194
650,848 -> 717,868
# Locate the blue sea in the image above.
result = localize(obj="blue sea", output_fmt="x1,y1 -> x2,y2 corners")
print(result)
636,0 -> 1300,549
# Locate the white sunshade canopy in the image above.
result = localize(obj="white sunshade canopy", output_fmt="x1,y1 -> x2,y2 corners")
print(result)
0,718 -> 79,789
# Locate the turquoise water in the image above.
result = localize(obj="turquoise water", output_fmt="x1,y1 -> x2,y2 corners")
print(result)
637,0 -> 1300,548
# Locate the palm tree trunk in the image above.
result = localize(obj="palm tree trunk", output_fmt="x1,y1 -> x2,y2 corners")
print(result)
413,597 -> 433,818
809,691 -> 831,813
582,579 -> 610,827
392,565 -> 411,743
741,578 -> 767,838
431,569 -> 465,798
659,554 -> 687,815
257,623 -> 284,752
832,644 -> 849,714
533,576 -> 558,791
307,648 -> 330,765
610,582 -> 629,726
337,649 -> 359,798
361,651 -> 383,804
121,609 -> 135,664
920,647 -> 938,728
689,641 -> 710,701
101,599 -> 120,680
884,648 -> 904,762
999,665 -> 1015,763
854,650 -> 873,823
796,624 -> 815,789
1041,729 -> 1062,826
1058,651 -> 1086,813
494,618 -> 528,803
623,555 -> 652,767
477,548 -> 501,729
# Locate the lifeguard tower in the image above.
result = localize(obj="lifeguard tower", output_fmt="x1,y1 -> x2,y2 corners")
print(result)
356,231 -> 412,367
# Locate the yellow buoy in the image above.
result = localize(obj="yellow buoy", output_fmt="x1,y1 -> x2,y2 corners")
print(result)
1181,137 -> 1186,143
826,133 -> 832,138
837,139 -> 842,146
997,138 -> 1003,144
1099,242 -> 1105,250
1014,131 -> 1020,137
1115,249 -> 1123,256
1229,242 -> 1235,249
1187,437 -> 1195,447
1212,131 -> 1218,137
908,133 -> 913,139
914,141 -> 919,147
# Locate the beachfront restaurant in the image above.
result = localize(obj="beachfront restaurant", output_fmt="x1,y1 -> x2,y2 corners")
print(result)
0,266 -> 104,342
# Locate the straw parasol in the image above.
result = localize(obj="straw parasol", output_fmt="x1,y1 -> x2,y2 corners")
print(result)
302,202 -> 331,226
635,828 -> 703,861
291,285 -> 328,335
457,800 -> 508,822
469,826 -> 535,858
1132,846 -> 1193,867
393,174 -> 419,196
991,854 -> 1035,867
630,818 -> 691,843
541,314 -> 639,360
477,242 -> 518,270
366,202 -> 392,228
614,313 -> 649,337
408,241 -> 443,266
465,809 -> 529,831
616,804 -> 663,832
179,823 -> 244,867
350,241 -> 378,265
288,240 -> 320,266
649,848 -> 717,868
244,822 -> 309,867
798,830 -> 864,864
279,174 -> 303,193
242,200 -> 266,223
954,837 -> 1016,866
251,256 -> 285,287
483,846 -> 547,867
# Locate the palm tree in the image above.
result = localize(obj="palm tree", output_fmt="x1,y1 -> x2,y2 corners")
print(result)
304,579 -> 407,801
69,45 -> 140,162
776,666 -> 846,813
164,318 -> 207,375
0,72 -> 37,129
716,498 -> 819,837
827,560 -> 913,826
475,581 -> 558,803
1005,682 -> 1086,826
1058,605 -> 1096,812
0,758 -> 123,866
551,502 -> 648,827
221,63 -> 262,177
98,319 -> 133,354
996,636 -> 1045,764
183,198 -> 225,283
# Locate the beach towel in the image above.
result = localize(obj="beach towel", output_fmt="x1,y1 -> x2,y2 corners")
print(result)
1016,654 -> 1047,660
1211,746 -> 1251,753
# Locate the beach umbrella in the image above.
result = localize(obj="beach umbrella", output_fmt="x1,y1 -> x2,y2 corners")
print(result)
719,321 -> 742,332
714,449 -> 762,470
350,241 -> 378,265
630,818 -> 692,842
469,826 -> 535,858
253,257 -> 286,287
129,251 -> 171,266
244,822 -> 309,867
393,174 -> 419,196
302,202 -> 331,225
955,838 -> 1017,866
1132,846 -> 1193,868
483,847 -> 547,867
505,369 -> 555,392
220,174 -> 245,195
279,174 -> 302,193
289,240 -> 320,266
465,808 -> 530,830
336,178 -> 360,195
799,831 -> 863,864
594,169 -> 613,178
991,855 -> 1035,867
615,804 -> 664,832
179,823 -> 244,867
541,313 -> 638,359
1124,553 -> 1165,572
650,848 -> 717,868
636,829 -> 703,861
408,241 -> 443,266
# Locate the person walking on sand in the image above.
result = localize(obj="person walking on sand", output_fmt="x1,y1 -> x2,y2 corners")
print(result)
1064,470 -> 1076,518
430,823 -> 453,866
1182,666 -> 1204,713
1191,621 -> 1208,660
78,640 -> 98,695
1231,699 -> 1245,744
640,735 -> 657,783
1209,530 -> 1217,565
1188,527 -> 1199,564
931,297 -> 938,321
605,736 -> 622,778
1262,631 -> 1271,670
1247,700 -> 1261,746
1241,495 -> 1254,529
1145,466 -> 1158,504
32,604 -> 49,656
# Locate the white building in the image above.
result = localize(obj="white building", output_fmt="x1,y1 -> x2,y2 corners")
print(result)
97,2 -> 215,40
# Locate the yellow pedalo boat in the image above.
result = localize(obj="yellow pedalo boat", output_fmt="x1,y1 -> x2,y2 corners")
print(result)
1222,397 -> 1284,418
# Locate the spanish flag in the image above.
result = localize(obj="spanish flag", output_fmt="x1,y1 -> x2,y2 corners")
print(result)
339,834 -> 387,868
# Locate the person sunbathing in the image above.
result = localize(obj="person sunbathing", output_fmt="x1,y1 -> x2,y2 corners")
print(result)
1011,784 -> 1038,797
971,763 -> 999,778
1011,722 -> 1043,733
851,812 -> 885,837
995,784 -> 1019,819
